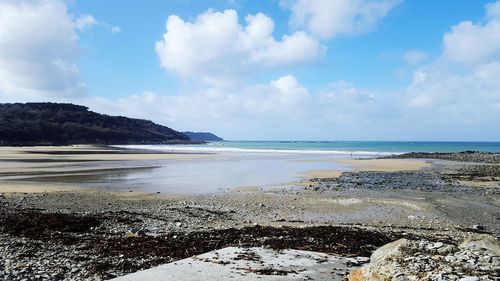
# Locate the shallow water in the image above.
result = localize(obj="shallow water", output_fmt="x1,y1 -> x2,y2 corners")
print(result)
6,152 -> 351,194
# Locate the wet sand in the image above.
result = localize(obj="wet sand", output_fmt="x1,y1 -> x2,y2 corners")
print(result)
0,146 -> 430,193
1,145 -> 349,194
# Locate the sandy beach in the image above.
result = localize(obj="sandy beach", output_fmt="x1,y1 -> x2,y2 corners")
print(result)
0,146 -> 499,280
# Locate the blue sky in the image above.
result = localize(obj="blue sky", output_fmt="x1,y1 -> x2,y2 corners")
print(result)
74,0 -> 490,96
0,0 -> 499,141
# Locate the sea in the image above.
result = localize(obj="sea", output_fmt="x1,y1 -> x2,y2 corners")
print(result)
123,141 -> 500,155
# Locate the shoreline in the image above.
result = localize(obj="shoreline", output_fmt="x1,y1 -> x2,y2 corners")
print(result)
0,145 -> 429,195
0,146 -> 498,280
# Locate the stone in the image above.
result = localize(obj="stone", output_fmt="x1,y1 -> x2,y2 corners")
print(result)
348,239 -> 411,281
471,225 -> 485,231
459,234 -> 500,255
458,277 -> 479,281
127,228 -> 149,237
433,242 -> 444,248
356,257 -> 370,264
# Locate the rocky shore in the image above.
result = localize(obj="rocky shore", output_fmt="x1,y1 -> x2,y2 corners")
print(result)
0,191 -> 439,280
0,150 -> 498,280
350,234 -> 500,281
384,151 -> 500,164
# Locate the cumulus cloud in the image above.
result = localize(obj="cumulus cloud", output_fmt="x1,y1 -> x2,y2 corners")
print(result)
284,0 -> 401,39
443,2 -> 500,65
405,1 -> 500,131
88,74 -> 309,125
155,9 -> 323,84
0,0 -> 85,99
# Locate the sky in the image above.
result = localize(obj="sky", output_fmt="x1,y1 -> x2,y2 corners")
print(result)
0,0 -> 499,141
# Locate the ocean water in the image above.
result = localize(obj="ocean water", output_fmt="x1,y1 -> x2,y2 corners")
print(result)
122,141 -> 500,155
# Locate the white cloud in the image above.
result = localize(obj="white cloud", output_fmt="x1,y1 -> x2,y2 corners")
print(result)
155,9 -> 322,84
486,0 -> 500,19
270,75 -> 309,104
75,14 -> 97,31
443,2 -> 500,65
408,1 -> 500,114
402,49 -> 428,65
285,0 -> 401,39
0,0 -> 85,99
92,1 -> 500,141
86,75 -> 312,137
76,14 -> 121,34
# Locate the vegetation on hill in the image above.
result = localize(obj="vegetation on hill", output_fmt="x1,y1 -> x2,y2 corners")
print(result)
0,103 -> 195,146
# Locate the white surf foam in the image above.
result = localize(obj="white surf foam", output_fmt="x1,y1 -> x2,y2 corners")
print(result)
114,145 -> 402,156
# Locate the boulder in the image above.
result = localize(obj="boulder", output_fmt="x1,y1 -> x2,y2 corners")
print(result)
349,239 -> 411,281
349,235 -> 500,281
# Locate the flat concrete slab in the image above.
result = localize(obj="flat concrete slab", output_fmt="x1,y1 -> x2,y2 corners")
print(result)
111,247 -> 359,280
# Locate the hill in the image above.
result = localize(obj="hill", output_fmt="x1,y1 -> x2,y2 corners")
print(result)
0,103 -> 195,146
182,131 -> 223,141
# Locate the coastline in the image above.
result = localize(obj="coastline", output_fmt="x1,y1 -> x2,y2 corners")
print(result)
0,146 -> 498,280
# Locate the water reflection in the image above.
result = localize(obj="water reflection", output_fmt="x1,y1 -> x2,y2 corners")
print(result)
2,153 -> 349,194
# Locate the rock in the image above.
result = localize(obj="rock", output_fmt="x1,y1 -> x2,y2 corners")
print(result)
459,234 -> 500,255
356,257 -> 370,264
127,228 -> 149,237
427,241 -> 444,250
407,215 -> 417,220
471,224 -> 485,231
348,239 -> 410,281
346,258 -> 360,266
350,235 -> 499,281
458,277 -> 479,281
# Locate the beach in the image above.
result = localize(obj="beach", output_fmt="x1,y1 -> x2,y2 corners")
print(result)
0,145 -> 499,280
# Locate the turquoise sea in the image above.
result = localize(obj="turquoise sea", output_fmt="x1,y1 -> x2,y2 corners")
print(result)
204,141 -> 500,153
123,141 -> 500,155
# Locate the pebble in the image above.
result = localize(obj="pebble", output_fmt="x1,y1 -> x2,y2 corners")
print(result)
471,225 -> 485,231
